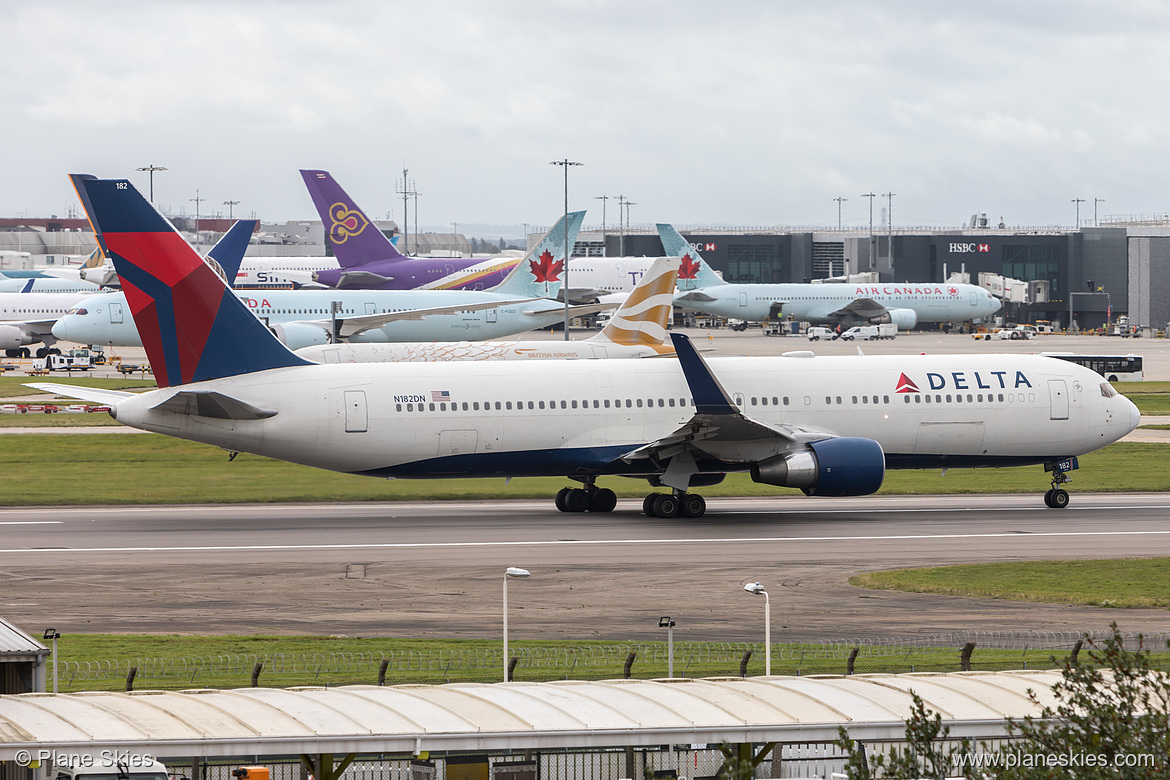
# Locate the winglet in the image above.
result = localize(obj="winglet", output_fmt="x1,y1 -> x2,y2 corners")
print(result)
670,333 -> 738,415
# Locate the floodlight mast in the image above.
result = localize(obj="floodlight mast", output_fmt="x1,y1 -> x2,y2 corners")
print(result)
743,582 -> 771,675
503,567 -> 531,681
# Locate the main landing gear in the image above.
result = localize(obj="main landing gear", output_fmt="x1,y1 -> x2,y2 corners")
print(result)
554,482 -> 617,513
643,489 -> 706,518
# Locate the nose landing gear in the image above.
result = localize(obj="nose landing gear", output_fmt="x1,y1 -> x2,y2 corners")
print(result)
1042,458 -> 1077,508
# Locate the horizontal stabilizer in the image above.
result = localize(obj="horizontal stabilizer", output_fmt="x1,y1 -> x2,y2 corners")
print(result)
337,270 -> 394,287
521,302 -> 616,318
322,298 -> 543,337
675,291 -> 718,303
151,390 -> 277,420
24,382 -> 135,405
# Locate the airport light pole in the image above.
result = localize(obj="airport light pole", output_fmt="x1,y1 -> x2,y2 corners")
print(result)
659,617 -> 675,677
190,190 -> 205,248
833,196 -> 848,231
42,628 -> 60,694
550,159 -> 583,341
1072,198 -> 1085,228
1094,197 -> 1105,227
503,567 -> 531,681
616,195 -> 630,255
594,195 -> 610,256
884,192 -> 896,276
861,192 -> 876,272
223,200 -> 240,221
135,165 -> 168,204
743,582 -> 770,675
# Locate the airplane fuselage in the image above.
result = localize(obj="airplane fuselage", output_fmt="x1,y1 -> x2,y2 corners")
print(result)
108,353 -> 1137,482
53,288 -> 570,346
674,282 -> 1000,324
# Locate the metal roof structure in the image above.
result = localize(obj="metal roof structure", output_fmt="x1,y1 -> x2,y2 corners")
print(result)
0,619 -> 48,662
0,671 -> 1063,758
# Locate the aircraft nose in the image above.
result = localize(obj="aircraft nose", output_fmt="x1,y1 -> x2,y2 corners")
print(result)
51,317 -> 73,340
1128,396 -> 1142,433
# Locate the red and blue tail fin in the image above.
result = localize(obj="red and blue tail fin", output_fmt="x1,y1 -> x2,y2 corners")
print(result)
70,175 -> 310,388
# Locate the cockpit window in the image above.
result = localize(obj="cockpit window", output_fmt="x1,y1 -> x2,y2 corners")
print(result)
1100,382 -> 1117,398
65,307 -> 87,315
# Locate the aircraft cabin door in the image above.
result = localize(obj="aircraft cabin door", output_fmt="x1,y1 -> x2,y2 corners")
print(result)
739,291 -> 748,308
969,292 -> 979,307
110,302 -> 124,324
344,390 -> 368,433
487,308 -> 497,323
1048,379 -> 1069,420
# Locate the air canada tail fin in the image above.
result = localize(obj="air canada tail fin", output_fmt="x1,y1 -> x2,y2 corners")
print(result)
656,223 -> 726,291
592,256 -> 679,348
300,169 -> 405,267
69,175 -> 310,389
489,211 -> 584,299
206,218 -> 258,286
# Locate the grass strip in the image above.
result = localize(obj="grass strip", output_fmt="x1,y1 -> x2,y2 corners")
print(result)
0,437 -> 1165,505
852,558 -> 1170,609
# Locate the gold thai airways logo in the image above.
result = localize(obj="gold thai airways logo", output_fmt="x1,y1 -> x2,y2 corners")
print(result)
328,202 -> 369,244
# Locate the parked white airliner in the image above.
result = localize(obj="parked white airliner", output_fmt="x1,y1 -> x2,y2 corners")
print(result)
297,256 -> 681,363
51,212 -> 602,349
659,224 -> 1002,328
40,176 -> 1138,518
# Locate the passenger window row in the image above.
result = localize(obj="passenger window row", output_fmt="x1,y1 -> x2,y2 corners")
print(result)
397,398 -> 697,413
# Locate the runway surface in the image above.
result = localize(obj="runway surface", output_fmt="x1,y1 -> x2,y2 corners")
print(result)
2,493 -> 1169,642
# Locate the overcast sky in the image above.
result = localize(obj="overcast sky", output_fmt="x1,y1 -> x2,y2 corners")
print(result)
4,1 -> 1169,233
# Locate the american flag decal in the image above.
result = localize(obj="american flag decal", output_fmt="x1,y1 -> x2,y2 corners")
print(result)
431,390 -> 451,402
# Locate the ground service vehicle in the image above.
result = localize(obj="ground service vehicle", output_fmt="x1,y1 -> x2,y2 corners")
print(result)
807,326 -> 836,341
840,324 -> 896,341
54,758 -> 169,780
35,348 -> 94,371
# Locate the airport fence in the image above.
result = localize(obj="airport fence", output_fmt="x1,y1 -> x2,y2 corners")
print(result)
52,629 -> 1170,692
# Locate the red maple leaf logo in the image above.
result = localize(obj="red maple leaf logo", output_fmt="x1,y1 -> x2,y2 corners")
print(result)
679,253 -> 700,280
948,286 -> 958,295
895,372 -> 920,393
528,250 -> 563,283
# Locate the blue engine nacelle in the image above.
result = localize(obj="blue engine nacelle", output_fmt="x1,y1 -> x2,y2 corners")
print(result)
269,322 -> 331,351
749,437 -> 885,497
872,307 -> 917,330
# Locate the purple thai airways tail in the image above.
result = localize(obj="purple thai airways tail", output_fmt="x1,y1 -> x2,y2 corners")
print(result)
300,169 -> 404,267
69,175 -> 309,388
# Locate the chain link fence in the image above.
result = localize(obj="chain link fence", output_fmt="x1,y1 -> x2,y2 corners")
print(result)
54,630 -> 1170,692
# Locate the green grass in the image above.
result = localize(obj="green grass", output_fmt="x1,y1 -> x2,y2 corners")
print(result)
0,413 -> 123,427
852,558 -> 1170,609
0,435 -> 1165,505
49,634 -> 1100,691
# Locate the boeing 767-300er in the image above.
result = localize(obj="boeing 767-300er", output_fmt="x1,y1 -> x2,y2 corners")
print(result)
38,175 -> 1139,517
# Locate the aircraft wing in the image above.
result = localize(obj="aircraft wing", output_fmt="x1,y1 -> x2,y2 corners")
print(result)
827,297 -> 888,321
304,298 -> 544,338
6,319 -> 59,339
24,382 -> 136,405
615,334 -> 837,484
524,302 -> 617,317
336,270 -> 394,287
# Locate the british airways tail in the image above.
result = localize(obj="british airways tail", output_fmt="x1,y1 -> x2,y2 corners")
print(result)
488,211 -> 585,299
593,255 -> 679,349
69,175 -> 309,388
656,223 -> 725,290
300,169 -> 405,267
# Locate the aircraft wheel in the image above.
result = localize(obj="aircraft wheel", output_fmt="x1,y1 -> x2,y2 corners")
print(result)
555,487 -> 571,513
652,494 -> 679,518
1049,489 -> 1069,509
35,347 -> 47,358
19,348 -> 30,358
643,494 -> 658,516
563,488 -> 591,513
679,493 -> 706,518
589,488 -> 617,513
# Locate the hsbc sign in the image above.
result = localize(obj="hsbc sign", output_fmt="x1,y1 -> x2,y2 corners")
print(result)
690,242 -> 718,252
949,243 -> 991,253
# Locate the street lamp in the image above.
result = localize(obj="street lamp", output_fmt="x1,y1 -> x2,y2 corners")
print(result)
594,195 -> 610,256
135,165 -> 168,203
503,567 -> 531,681
42,628 -> 60,694
861,192 -> 876,272
743,582 -> 770,675
1094,197 -> 1106,227
659,617 -> 676,677
1072,198 -> 1085,228
833,196 -> 848,231
550,160 -> 583,340
223,200 -> 240,221
190,189 -> 205,247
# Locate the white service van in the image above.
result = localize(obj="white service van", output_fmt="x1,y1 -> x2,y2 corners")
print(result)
54,758 -> 170,780
840,324 -> 897,341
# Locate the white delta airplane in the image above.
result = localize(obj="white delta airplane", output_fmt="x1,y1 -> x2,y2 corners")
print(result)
51,211 -> 606,349
659,224 -> 1003,328
39,175 -> 1139,518
297,255 -> 681,363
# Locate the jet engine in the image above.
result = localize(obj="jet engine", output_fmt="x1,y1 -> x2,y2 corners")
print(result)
0,324 -> 32,350
269,322 -> 332,350
750,437 -> 885,497
872,308 -> 917,329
